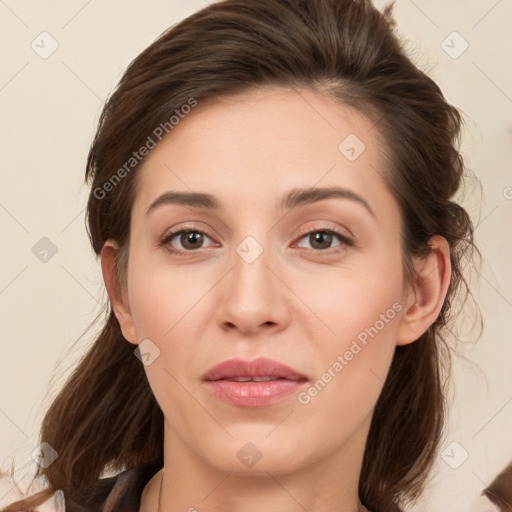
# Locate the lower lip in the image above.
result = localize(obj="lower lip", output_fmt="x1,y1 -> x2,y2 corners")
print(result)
205,379 -> 307,407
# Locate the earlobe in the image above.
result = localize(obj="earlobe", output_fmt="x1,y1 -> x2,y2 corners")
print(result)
100,240 -> 138,344
396,235 -> 452,346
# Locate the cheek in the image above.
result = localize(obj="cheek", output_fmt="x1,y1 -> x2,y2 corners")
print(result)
125,249 -> 211,394
294,297 -> 401,451
297,249 -> 404,353
295,254 -> 404,412
126,248 -> 207,340
125,254 -> 205,423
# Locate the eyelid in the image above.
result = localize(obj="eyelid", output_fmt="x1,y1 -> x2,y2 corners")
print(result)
301,218 -> 355,239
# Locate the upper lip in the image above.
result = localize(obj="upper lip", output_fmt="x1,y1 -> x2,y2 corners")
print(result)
203,357 -> 308,381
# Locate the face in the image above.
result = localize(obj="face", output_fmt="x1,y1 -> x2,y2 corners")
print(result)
115,86 -> 413,476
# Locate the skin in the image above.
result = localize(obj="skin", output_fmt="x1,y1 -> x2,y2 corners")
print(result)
101,86 -> 451,512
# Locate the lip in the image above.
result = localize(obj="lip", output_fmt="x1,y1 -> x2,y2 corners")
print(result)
203,357 -> 308,407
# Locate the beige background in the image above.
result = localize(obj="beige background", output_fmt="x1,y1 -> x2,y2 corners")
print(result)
0,0 -> 511,510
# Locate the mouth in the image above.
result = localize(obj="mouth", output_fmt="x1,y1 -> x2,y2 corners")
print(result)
218,376 -> 298,382
202,357 -> 308,407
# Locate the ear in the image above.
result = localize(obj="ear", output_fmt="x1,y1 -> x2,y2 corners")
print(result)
101,240 -> 137,345
396,235 -> 451,346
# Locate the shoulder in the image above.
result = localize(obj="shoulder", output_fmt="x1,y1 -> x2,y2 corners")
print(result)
65,456 -> 163,512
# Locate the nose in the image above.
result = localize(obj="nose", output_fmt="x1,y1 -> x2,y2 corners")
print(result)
215,237 -> 291,336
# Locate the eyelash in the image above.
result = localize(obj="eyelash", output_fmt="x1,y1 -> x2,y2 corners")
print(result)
159,225 -> 355,257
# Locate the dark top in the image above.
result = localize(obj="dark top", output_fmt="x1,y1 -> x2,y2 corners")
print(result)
65,457 -> 163,512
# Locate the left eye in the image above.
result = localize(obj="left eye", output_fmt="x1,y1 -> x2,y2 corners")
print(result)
295,229 -> 352,251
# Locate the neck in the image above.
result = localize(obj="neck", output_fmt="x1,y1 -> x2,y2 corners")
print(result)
157,474 -> 369,512
154,421 -> 370,512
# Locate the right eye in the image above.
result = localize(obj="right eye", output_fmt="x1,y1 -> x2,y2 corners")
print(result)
159,227 -> 217,255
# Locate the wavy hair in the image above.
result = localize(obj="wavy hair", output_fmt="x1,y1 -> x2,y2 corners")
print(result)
2,1 -> 478,511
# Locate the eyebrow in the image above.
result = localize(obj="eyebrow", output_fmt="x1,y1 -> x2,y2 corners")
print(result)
146,186 -> 375,217
279,186 -> 374,217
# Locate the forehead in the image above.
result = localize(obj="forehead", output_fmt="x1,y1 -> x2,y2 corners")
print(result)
132,86 -> 395,220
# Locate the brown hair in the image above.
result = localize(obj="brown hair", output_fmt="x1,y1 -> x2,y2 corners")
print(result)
483,462 -> 512,511
2,0 -> 478,511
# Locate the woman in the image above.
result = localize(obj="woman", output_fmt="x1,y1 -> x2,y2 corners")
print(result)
1,0 -> 477,511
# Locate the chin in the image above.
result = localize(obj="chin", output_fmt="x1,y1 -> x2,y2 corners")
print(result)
199,433 -> 315,476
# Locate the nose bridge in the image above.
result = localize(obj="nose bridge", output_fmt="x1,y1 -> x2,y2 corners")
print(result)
230,231 -> 275,302
228,207 -> 275,286
215,228 -> 289,333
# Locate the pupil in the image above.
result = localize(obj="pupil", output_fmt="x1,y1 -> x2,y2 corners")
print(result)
312,232 -> 331,249
183,231 -> 202,249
